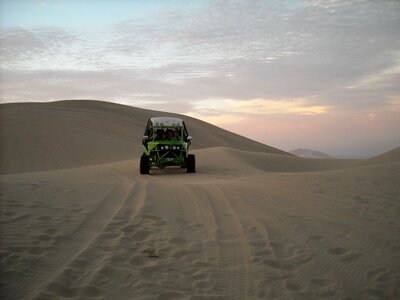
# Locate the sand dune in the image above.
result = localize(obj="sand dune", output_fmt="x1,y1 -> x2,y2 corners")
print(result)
0,100 -> 286,174
365,146 -> 400,164
1,100 -> 399,299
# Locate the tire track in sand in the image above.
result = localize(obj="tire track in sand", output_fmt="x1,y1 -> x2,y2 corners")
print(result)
204,185 -> 251,299
25,179 -> 143,300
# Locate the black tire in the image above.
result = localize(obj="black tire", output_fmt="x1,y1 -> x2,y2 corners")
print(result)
187,154 -> 196,173
140,154 -> 150,175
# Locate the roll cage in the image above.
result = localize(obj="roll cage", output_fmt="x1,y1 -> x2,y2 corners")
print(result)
143,117 -> 189,145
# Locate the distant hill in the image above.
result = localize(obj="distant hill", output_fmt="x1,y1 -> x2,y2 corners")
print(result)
290,148 -> 334,159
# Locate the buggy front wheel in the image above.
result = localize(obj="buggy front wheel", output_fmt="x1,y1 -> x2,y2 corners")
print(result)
140,154 -> 150,174
187,154 -> 196,173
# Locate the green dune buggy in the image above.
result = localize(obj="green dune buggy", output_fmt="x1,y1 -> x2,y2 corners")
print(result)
140,117 -> 196,174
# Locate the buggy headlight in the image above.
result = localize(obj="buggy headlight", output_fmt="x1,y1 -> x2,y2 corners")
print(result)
172,146 -> 176,150
160,146 -> 164,150
165,145 -> 169,150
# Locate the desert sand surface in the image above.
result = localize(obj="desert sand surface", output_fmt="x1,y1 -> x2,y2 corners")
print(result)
1,100 -> 399,300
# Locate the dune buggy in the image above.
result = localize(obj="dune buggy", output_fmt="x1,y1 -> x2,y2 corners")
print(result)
140,117 -> 196,174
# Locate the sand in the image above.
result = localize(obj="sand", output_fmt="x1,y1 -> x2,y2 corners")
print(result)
1,100 -> 399,299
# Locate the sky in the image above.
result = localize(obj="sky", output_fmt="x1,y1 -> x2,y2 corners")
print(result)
1,0 -> 399,157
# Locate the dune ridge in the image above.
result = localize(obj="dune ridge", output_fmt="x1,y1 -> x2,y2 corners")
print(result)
0,100 -> 287,174
1,100 -> 399,299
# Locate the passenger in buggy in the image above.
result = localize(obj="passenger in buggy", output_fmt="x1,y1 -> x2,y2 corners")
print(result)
155,129 -> 167,140
172,129 -> 181,140
168,130 -> 174,140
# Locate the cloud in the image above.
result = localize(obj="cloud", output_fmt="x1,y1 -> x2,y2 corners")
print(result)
0,26 -> 84,73
111,0 -> 400,110
197,97 -> 328,115
387,95 -> 400,112
231,98 -> 328,115
347,53 -> 400,90
1,1 -> 399,126
184,96 -> 329,128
